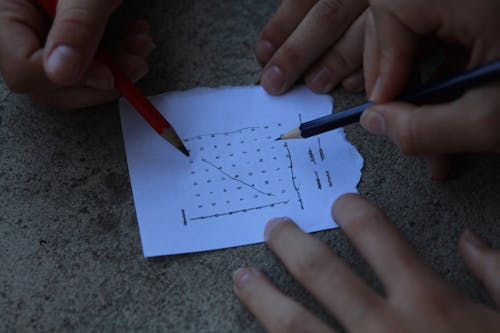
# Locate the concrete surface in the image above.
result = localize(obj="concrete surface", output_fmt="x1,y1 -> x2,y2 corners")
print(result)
1,0 -> 500,332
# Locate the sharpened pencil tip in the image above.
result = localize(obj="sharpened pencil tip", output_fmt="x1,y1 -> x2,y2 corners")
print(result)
161,127 -> 190,157
275,136 -> 282,141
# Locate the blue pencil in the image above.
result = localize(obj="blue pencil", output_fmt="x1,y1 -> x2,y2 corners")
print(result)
278,60 -> 500,139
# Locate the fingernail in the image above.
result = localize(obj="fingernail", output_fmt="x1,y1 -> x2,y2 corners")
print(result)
307,66 -> 332,92
370,77 -> 382,102
261,65 -> 286,94
264,217 -> 290,241
464,230 -> 488,249
233,268 -> 255,288
361,108 -> 386,136
255,40 -> 275,62
46,45 -> 82,84
342,74 -> 365,93
85,70 -> 115,90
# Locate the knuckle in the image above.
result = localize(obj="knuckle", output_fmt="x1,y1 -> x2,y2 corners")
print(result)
259,20 -> 286,44
274,44 -> 304,70
341,208 -> 378,235
316,0 -> 346,23
276,309 -> 313,333
2,66 -> 33,93
327,48 -> 355,72
290,244 -> 331,283
393,116 -> 417,154
57,10 -> 96,40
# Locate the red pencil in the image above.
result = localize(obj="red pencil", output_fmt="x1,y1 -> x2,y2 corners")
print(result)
35,0 -> 189,156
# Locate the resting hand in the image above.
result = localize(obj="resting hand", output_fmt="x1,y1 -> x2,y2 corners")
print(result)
257,0 -> 368,95
0,0 -> 154,109
233,194 -> 500,332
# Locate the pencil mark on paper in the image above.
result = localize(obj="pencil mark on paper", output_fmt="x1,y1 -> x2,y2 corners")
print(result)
201,158 -> 273,196
284,142 -> 304,210
181,209 -> 187,226
299,113 -> 303,123
318,138 -> 325,161
185,127 -> 260,141
325,170 -> 333,188
190,201 -> 290,221
308,149 -> 316,165
314,171 -> 322,190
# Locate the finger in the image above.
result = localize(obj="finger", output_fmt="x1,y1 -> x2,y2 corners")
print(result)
84,52 -> 149,89
360,84 -> 500,155
44,0 -> 122,85
459,230 -> 500,306
332,194 -> 439,296
32,87 -> 118,110
363,9 -> 379,97
264,217 -> 382,331
0,1 -> 55,92
424,155 -> 451,182
368,6 -> 418,102
256,0 -> 318,65
342,68 -> 364,92
126,19 -> 151,35
233,267 -> 335,333
115,32 -> 156,58
304,11 -> 366,93
261,0 -> 367,95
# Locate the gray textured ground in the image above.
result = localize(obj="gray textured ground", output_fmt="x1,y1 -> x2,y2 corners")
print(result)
1,0 -> 499,332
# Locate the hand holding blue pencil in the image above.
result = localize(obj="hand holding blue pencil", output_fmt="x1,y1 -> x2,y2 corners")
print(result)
278,60 -> 500,141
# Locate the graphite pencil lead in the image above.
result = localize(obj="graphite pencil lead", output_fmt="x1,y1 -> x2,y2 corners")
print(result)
161,127 -> 190,157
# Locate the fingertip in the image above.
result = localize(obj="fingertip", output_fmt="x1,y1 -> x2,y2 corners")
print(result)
84,61 -> 115,90
264,217 -> 293,242
233,267 -> 260,290
360,106 -> 386,136
369,77 -> 383,102
261,65 -> 287,95
255,40 -> 275,65
331,193 -> 362,220
45,45 -> 83,85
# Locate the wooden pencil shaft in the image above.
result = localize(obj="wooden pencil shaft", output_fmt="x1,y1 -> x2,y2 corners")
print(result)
299,60 -> 500,138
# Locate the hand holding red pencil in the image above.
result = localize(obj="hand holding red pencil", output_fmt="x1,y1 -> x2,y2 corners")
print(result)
0,0 -> 154,110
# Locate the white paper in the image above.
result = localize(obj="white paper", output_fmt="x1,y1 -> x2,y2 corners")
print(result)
120,86 -> 363,257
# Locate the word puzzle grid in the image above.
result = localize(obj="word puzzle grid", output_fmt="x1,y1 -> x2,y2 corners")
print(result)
181,120 -> 335,225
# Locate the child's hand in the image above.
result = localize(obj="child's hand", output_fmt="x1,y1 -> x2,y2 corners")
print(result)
360,0 -> 500,177
0,0 -> 155,110
257,0 -> 368,95
233,194 -> 500,333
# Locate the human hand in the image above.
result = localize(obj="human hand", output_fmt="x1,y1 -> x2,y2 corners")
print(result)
257,0 -> 368,95
0,0 -> 154,110
233,194 -> 500,332
360,0 -> 500,179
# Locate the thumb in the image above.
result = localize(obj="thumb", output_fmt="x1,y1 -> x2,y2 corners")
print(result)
43,0 -> 121,85
459,230 -> 500,306
360,85 -> 500,155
